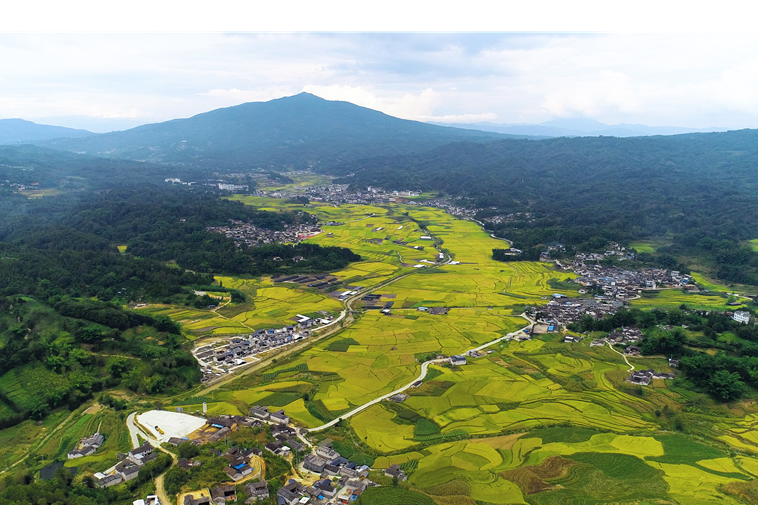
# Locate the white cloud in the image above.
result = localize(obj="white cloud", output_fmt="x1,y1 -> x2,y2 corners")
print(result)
2,33 -> 758,130
540,70 -> 642,118
302,84 -> 442,120
415,113 -> 498,124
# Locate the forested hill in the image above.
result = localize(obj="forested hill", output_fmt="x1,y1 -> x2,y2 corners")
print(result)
36,92 -> 514,169
0,118 -> 93,145
0,144 -> 207,190
332,129 -> 758,238
332,128 -> 758,283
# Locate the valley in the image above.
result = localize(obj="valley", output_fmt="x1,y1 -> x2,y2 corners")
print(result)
110,194 -> 758,505
4,94 -> 758,505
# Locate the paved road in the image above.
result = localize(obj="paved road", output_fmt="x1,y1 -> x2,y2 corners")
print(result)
126,412 -> 142,448
307,358 -> 447,432
307,312 -> 532,432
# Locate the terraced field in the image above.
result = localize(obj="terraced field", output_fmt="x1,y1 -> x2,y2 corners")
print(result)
193,197 -> 758,504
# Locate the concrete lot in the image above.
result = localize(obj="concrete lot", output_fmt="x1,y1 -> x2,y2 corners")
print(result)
137,410 -> 206,442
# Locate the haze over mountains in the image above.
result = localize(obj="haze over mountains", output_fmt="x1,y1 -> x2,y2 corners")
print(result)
433,117 -> 730,138
0,118 -> 94,145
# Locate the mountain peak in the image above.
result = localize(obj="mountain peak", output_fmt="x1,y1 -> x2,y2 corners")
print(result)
33,93 -> 507,169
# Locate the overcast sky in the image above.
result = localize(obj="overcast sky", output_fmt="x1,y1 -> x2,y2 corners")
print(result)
2,33 -> 758,132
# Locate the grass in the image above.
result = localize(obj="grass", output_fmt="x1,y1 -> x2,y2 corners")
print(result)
0,409 -> 69,470
630,238 -> 671,254
647,433 -> 727,465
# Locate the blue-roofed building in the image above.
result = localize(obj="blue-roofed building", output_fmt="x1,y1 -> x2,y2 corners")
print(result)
449,355 -> 467,366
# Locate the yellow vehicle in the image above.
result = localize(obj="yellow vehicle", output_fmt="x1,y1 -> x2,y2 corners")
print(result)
155,426 -> 165,435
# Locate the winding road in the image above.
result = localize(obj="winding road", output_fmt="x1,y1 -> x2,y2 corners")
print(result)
606,340 -> 635,371
307,312 -> 533,432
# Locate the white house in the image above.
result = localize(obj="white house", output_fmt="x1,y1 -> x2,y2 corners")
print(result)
734,311 -> 751,324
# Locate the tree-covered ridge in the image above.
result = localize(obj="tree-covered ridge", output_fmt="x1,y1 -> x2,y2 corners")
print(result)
0,186 -> 361,278
0,144 -> 207,190
332,129 -> 758,283
0,295 -> 199,426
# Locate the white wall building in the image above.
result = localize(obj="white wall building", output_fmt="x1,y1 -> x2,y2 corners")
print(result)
734,311 -> 751,324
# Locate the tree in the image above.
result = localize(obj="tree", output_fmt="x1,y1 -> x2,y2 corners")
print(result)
709,370 -> 745,402
177,441 -> 200,460
108,357 -> 129,378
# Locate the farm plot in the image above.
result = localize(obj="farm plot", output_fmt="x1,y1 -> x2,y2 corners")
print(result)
307,209 -> 439,266
0,363 -> 73,412
142,305 -> 249,335
407,431 -> 749,504
409,439 -> 526,504
351,404 -> 418,452
631,288 -> 739,311
218,309 -> 523,426
365,343 -> 656,450
220,282 -> 342,329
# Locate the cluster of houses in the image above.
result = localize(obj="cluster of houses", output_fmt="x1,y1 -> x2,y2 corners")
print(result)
182,408 -> 383,505
194,321 -> 321,382
253,183 -> 424,207
95,442 -> 156,487
422,199 -> 478,219
479,211 -> 535,225
589,328 -> 644,348
527,296 -> 622,327
219,445 -> 262,482
607,327 -> 643,345
627,369 -> 676,386
296,442 -> 379,505
250,405 -> 291,425
276,475 -> 375,505
183,480 -> 269,505
67,432 -> 104,459
207,220 -> 322,247
391,238 -> 426,252
555,258 -> 694,301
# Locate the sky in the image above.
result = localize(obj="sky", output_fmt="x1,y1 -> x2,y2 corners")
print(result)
2,32 -> 758,132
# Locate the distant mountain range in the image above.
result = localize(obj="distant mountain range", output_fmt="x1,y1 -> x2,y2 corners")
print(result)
431,118 -> 730,138
29,93 -> 518,170
0,95 -> 743,171
0,119 -> 94,145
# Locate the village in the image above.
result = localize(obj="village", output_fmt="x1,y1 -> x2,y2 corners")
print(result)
192,313 -> 334,383
206,220 -> 323,247
81,403 -> 392,505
